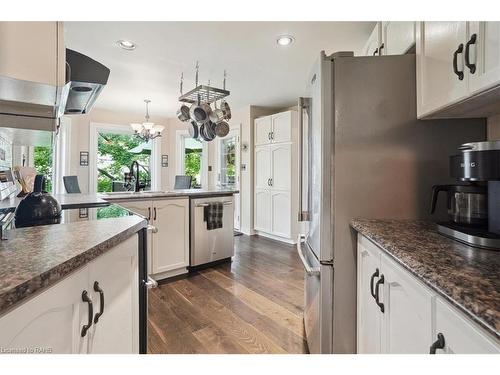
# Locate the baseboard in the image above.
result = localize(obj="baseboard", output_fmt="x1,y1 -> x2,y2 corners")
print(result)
253,230 -> 296,244
151,267 -> 188,282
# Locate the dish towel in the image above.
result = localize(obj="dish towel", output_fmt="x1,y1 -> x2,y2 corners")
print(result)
203,202 -> 223,230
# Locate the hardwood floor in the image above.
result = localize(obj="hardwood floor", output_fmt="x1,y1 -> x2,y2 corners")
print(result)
147,235 -> 308,354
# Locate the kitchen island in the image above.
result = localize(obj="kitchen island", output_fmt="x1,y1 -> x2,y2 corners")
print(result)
0,204 -> 148,354
351,219 -> 500,354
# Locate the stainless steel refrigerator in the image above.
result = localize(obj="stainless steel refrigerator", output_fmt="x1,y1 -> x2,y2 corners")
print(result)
297,52 -> 485,353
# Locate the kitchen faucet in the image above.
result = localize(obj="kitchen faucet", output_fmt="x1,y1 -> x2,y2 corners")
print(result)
124,160 -> 143,192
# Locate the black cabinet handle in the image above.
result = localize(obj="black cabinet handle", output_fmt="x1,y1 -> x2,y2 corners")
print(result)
370,268 -> 380,299
270,178 -> 273,186
430,333 -> 445,354
93,281 -> 105,324
465,33 -> 477,74
267,178 -> 271,186
81,290 -> 93,337
374,274 -> 385,313
378,43 -> 384,55
271,131 -> 274,140
268,132 -> 271,141
453,43 -> 465,80
373,47 -> 379,56
147,207 -> 151,221
154,207 -> 157,221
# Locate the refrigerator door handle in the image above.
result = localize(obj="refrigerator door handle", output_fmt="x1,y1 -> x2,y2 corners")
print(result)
298,97 -> 311,222
297,236 -> 320,275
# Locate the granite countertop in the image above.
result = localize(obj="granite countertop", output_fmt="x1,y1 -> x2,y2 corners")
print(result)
351,219 -> 500,339
0,214 -> 147,316
98,188 -> 238,201
0,193 -> 108,213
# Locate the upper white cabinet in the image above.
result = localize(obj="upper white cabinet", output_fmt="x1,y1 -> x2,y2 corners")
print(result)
417,21 -> 500,118
118,198 -> 189,279
357,234 -> 500,354
0,22 -> 65,86
254,110 -> 297,243
362,22 -> 382,56
468,22 -> 500,95
0,235 -> 140,354
382,22 -> 415,55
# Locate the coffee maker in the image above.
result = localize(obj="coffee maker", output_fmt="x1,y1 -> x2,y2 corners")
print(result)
432,141 -> 500,250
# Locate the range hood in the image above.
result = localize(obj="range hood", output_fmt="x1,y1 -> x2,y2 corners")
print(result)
0,49 -> 110,131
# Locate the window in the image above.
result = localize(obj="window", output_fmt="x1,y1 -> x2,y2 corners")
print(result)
218,136 -> 236,187
97,132 -> 151,192
176,130 -> 207,189
33,146 -> 53,192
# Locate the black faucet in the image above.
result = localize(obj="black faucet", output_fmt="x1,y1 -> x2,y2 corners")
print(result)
125,160 -> 142,192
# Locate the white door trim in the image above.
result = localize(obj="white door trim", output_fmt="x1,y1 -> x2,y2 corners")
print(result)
53,117 -> 72,194
89,122 -> 161,193
175,129 -> 208,189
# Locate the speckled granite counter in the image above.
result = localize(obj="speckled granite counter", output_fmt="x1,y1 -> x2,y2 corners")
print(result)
351,219 -> 500,339
0,193 -> 108,213
0,207 -> 147,316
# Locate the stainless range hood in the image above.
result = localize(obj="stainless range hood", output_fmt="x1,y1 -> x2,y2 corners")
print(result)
0,48 -> 110,131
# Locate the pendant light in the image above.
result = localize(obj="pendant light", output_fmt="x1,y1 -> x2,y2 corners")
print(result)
130,99 -> 164,142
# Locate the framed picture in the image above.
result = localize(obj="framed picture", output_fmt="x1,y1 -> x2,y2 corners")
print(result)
161,155 -> 168,167
80,151 -> 89,166
79,208 -> 89,219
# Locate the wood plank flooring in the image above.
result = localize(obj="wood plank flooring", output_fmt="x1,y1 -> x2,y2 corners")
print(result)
147,235 -> 308,354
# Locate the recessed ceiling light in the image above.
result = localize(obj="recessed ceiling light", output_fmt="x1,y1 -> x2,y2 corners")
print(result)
117,40 -> 136,51
276,35 -> 294,46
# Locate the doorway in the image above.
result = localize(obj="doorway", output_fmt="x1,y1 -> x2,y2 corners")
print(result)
216,126 -> 241,231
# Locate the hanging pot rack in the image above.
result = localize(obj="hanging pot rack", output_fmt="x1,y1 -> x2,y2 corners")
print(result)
178,63 -> 230,104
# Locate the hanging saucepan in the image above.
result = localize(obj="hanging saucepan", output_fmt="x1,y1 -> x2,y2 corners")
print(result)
205,121 -> 217,140
189,102 -> 212,125
199,124 -> 214,141
187,121 -> 199,139
215,120 -> 230,138
221,101 -> 231,120
176,104 -> 191,122
209,100 -> 225,124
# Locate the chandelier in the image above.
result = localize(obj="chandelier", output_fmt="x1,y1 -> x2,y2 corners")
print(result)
130,99 -> 164,142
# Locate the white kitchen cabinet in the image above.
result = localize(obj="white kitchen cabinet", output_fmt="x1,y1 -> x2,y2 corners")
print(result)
87,236 -> 139,354
362,22 -> 382,56
0,21 -> 65,86
253,110 -> 297,242
381,254 -> 433,354
416,21 -> 500,118
382,22 -> 415,55
468,22 -> 500,95
151,198 -> 189,274
118,198 -> 189,279
255,145 -> 271,190
357,234 -> 500,354
0,234 -> 140,354
270,144 -> 291,191
434,298 -> 499,354
416,22 -> 469,117
0,267 -> 88,354
356,235 -> 382,354
254,189 -> 271,232
270,191 -> 291,238
255,116 -> 272,146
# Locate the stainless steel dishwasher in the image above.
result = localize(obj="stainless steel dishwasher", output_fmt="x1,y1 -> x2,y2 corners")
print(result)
190,196 -> 234,267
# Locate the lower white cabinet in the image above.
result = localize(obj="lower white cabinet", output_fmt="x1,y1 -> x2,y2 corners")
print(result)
357,234 -> 500,354
118,198 -> 189,279
0,235 -> 139,354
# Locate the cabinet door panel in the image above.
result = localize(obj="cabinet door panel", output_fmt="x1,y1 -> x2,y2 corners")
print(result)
469,22 -> 500,94
271,111 -> 291,143
0,267 -> 88,354
152,198 -> 189,273
434,298 -> 499,354
381,255 -> 434,353
271,191 -> 291,238
362,23 -> 382,56
271,144 -> 291,191
417,22 -> 468,116
254,189 -> 271,232
255,145 -> 271,190
356,236 -> 382,354
383,22 -> 415,55
255,116 -> 272,146
88,235 -> 139,354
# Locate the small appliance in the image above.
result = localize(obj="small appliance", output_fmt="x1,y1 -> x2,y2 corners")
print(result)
433,141 -> 500,250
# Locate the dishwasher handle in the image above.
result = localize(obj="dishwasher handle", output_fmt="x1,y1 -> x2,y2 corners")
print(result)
195,201 -> 233,207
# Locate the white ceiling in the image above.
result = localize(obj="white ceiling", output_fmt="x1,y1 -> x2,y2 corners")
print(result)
64,22 -> 375,118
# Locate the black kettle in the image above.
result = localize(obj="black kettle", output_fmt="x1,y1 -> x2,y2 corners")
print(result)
15,175 -> 62,228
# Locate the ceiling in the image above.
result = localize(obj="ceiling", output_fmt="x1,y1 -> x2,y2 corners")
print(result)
64,22 -> 375,118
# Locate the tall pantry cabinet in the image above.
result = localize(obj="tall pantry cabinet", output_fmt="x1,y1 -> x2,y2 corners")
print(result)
254,110 -> 298,243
